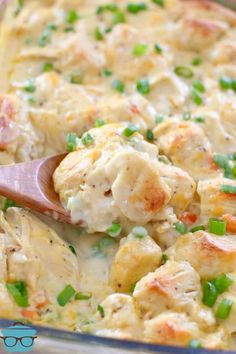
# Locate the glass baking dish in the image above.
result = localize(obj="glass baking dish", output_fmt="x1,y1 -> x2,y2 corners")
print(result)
0,0 -> 236,353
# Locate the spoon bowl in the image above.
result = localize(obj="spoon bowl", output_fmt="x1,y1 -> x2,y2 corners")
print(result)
0,153 -> 73,223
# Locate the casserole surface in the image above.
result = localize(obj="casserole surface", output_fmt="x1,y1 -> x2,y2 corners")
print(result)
1,0 -> 236,351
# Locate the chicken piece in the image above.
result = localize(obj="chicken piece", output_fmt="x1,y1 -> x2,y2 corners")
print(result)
105,24 -> 168,82
154,120 -> 220,180
166,231 -> 236,278
176,17 -> 228,51
157,161 -> 196,215
144,312 -> 230,349
180,0 -> 236,26
109,232 -> 162,292
210,40 -> 236,64
198,178 -> 236,220
54,123 -> 171,232
94,294 -> 142,340
144,312 -> 201,346
0,94 -> 42,163
0,208 -> 79,323
133,260 -> 214,326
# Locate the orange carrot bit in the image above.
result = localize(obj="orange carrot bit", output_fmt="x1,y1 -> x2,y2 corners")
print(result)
21,309 -> 39,321
179,212 -> 198,226
222,214 -> 236,233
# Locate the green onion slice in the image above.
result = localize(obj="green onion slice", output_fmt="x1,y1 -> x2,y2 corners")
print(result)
133,43 -> 148,57
174,66 -> 193,79
97,304 -> 105,317
132,226 -> 148,239
215,298 -> 233,319
146,129 -> 154,141
81,132 -> 94,146
6,281 -> 29,308
174,221 -> 188,235
190,225 -> 205,233
188,339 -> 203,349
209,218 -> 226,236
66,132 -> 78,152
112,79 -> 125,93
3,198 -> 17,212
126,3 -> 147,13
154,43 -> 163,54
95,119 -> 105,127
136,79 -> 150,95
42,62 -> 54,72
57,284 -> 76,307
75,291 -> 92,300
123,124 -> 139,137
106,223 -> 122,237
211,274 -> 234,294
202,281 -> 218,307
221,184 -> 236,194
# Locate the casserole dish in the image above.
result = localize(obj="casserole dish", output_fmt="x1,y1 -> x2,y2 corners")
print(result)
1,0 -> 236,353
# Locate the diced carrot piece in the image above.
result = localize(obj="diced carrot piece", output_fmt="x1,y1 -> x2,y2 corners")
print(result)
21,309 -> 39,321
179,212 -> 198,226
222,214 -> 236,233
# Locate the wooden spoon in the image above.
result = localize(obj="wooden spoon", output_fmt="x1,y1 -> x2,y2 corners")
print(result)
0,153 -> 73,224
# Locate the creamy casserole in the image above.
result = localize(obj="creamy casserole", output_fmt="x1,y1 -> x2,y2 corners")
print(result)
1,0 -> 236,350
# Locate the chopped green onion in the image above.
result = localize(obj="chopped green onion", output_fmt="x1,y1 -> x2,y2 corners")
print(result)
161,254 -> 169,264
112,10 -> 126,24
213,153 -> 231,178
132,226 -> 148,239
192,80 -> 205,93
133,43 -> 148,57
66,10 -> 79,24
57,284 -> 76,307
202,281 -> 218,307
96,4 -> 119,14
92,236 -> 115,256
146,129 -> 154,141
209,218 -> 226,236
66,132 -> 78,152
215,299 -> 233,319
232,79 -> 236,92
6,281 -> 29,308
14,0 -> 24,16
81,132 -> 94,146
136,79 -> 150,95
95,119 -> 105,127
129,282 -> 137,294
64,26 -> 75,32
126,3 -> 147,13
154,43 -> 163,54
158,155 -> 171,164
106,223 -> 122,237
183,112 -> 191,121
174,66 -> 193,79
192,57 -> 202,66
194,116 -> 205,123
174,221 -> 188,235
211,274 -> 234,294
112,79 -> 125,93
155,115 -> 164,124
97,304 -> 105,317
38,29 -> 51,47
95,26 -> 104,40
24,80 -> 36,93
70,72 -> 83,84
221,184 -> 236,194
152,0 -> 165,7
27,96 -> 36,105
3,198 -> 17,212
232,163 -> 236,178
191,89 -> 203,105
102,69 -> 113,77
69,244 -> 77,256
188,339 -> 203,349
75,291 -> 92,300
123,124 -> 139,137
190,225 -> 205,233
219,76 -> 232,90
47,23 -> 57,31
42,62 -> 54,73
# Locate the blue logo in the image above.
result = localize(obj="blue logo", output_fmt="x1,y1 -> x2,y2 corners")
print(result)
0,322 -> 37,352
